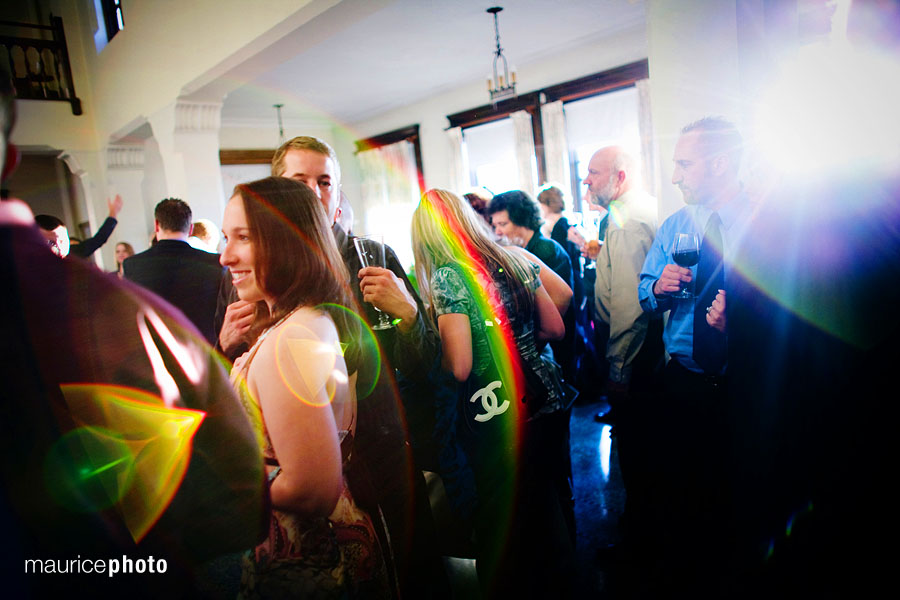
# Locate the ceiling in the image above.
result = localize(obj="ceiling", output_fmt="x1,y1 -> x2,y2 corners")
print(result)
218,0 -> 645,127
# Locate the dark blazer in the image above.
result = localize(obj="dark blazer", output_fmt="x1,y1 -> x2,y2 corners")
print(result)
123,239 -> 224,344
2,224 -> 265,596
550,216 -> 584,310
525,230 -> 578,383
69,216 -> 117,258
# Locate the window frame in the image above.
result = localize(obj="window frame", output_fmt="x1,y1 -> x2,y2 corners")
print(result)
218,150 -> 274,166
354,124 -> 425,194
445,60 -> 649,192
99,0 -> 124,41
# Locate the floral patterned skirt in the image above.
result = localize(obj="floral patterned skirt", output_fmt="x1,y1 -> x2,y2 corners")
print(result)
239,482 -> 390,600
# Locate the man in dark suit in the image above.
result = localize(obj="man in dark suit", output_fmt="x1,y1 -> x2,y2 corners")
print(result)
1,64 -> 265,598
124,198 -> 224,345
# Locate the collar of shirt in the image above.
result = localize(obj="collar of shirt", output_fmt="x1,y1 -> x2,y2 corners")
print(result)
607,189 -> 657,230
524,229 -> 547,253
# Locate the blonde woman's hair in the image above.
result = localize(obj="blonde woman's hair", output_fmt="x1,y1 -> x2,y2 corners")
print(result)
412,188 -> 536,324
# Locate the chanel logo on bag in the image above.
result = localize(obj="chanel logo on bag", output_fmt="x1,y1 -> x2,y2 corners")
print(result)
469,380 -> 509,422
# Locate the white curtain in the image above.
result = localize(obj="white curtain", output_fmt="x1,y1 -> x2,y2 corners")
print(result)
510,110 -> 538,196
445,126 -> 468,194
636,78 -> 661,200
356,139 -> 419,269
540,100 -> 571,192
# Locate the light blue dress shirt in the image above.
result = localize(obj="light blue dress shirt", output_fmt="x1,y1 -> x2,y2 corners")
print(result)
638,197 -> 752,373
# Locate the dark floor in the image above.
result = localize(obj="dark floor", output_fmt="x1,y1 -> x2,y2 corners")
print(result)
570,397 -> 624,597
441,396 -> 624,599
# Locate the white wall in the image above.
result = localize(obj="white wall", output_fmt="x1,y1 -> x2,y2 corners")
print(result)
212,24 -> 647,257
11,0 -> 338,267
646,0 -> 744,221
351,24 -> 649,195
9,0 -> 759,266
82,0 -> 333,140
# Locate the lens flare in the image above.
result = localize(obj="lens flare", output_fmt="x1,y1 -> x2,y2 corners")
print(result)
47,384 -> 205,542
737,38 -> 900,349
753,44 -> 900,179
44,426 -> 136,512
419,193 -> 533,558
318,302 -> 383,400
275,322 -> 341,408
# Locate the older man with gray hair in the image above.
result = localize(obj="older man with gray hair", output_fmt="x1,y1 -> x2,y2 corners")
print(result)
584,146 -> 660,413
583,145 -> 662,573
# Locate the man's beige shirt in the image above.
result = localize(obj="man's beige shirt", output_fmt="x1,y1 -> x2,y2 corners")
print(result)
594,188 -> 658,383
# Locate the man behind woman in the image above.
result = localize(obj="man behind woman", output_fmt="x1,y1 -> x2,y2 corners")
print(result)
221,176 -> 389,598
219,177 -> 576,597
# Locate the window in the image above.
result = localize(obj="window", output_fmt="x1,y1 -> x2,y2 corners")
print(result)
564,86 -> 642,208
100,0 -> 124,41
446,60 -> 649,211
219,150 -> 274,203
463,118 -> 518,194
354,125 -> 424,270
93,0 -> 124,52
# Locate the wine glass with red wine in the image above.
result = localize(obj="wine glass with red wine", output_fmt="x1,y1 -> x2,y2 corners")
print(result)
672,233 -> 700,298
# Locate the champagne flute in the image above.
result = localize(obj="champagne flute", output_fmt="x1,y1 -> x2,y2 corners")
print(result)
672,233 -> 700,298
353,235 -> 394,330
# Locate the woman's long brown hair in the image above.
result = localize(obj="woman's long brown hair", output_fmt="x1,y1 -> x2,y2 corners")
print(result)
234,176 -> 361,371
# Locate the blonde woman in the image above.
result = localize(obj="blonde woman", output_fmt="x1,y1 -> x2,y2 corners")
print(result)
411,188 -> 574,598
221,176 -> 388,599
113,241 -> 134,278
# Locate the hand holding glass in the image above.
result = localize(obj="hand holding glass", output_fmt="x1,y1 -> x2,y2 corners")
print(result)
353,235 -> 394,330
671,233 -> 700,298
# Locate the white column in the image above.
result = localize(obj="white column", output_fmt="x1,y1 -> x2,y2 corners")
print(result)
106,145 -> 153,254
147,99 -> 226,226
58,149 -> 112,267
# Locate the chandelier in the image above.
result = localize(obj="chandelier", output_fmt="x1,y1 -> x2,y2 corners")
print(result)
486,7 -> 516,104
273,103 -> 285,146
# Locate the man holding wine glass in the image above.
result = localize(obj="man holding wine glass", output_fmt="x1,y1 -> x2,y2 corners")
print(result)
634,117 -> 752,595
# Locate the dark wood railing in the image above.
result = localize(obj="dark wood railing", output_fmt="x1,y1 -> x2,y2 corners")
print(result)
0,15 -> 82,115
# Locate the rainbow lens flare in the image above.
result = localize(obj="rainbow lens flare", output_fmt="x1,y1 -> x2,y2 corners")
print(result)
46,384 -> 205,543
275,322 -> 343,408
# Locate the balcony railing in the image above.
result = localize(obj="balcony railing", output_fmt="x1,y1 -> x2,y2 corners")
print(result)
0,15 -> 82,115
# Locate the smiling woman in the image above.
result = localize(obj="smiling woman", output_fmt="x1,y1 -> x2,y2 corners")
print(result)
221,176 -> 390,598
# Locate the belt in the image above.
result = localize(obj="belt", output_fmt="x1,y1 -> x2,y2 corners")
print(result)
670,358 -> 725,388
